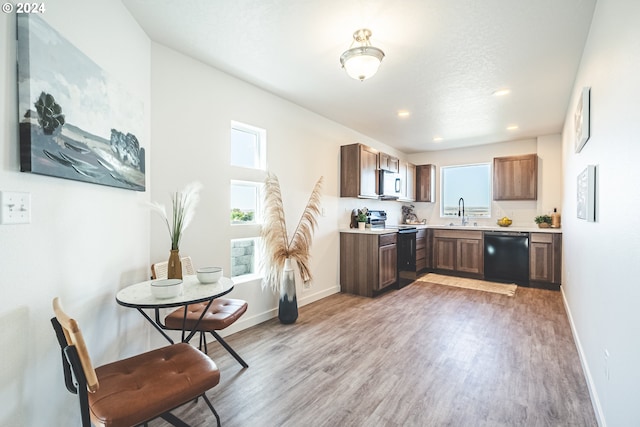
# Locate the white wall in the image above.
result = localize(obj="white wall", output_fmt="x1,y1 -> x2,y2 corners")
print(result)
560,0 -> 640,425
404,136 -> 563,227
149,43 -> 402,339
0,2 -> 151,426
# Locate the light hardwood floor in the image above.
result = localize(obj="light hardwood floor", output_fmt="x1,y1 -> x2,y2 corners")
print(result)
156,282 -> 597,427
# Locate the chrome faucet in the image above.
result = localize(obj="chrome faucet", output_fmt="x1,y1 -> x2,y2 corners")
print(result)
458,197 -> 468,226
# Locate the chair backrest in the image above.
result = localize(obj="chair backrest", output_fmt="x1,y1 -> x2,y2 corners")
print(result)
151,256 -> 195,279
52,297 -> 99,393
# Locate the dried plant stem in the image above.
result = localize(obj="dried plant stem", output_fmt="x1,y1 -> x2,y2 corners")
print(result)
261,173 -> 323,292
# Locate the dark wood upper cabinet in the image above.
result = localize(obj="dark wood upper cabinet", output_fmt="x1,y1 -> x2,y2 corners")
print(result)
340,143 -> 379,199
493,154 -> 538,200
416,164 -> 436,202
379,152 -> 399,173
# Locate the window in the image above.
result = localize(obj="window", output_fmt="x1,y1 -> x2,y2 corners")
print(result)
230,181 -> 261,225
441,163 -> 491,217
230,238 -> 259,278
230,121 -> 266,170
229,121 -> 266,282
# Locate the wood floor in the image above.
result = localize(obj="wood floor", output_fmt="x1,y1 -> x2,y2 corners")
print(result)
155,282 -> 597,427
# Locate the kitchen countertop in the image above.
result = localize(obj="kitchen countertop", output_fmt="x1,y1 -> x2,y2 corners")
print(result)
340,224 -> 562,234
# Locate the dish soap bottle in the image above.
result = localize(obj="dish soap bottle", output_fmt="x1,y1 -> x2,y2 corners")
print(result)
551,208 -> 561,228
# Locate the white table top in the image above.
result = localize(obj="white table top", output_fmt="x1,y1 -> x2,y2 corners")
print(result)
116,275 -> 234,309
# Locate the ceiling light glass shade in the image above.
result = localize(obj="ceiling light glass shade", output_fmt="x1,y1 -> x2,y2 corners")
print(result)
340,29 -> 385,81
340,46 -> 385,81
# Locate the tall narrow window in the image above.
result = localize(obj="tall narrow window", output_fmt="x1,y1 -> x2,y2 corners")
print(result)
230,181 -> 261,225
230,121 -> 266,170
441,163 -> 491,217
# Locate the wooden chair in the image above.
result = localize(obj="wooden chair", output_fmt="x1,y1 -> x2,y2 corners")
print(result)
152,257 -> 249,368
51,297 -> 222,427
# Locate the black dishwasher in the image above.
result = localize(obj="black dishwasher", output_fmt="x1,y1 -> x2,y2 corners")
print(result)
484,231 -> 529,285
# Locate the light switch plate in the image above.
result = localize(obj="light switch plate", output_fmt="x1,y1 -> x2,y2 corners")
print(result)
0,191 -> 31,224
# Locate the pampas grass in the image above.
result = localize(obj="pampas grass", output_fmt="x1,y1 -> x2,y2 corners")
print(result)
262,173 -> 323,292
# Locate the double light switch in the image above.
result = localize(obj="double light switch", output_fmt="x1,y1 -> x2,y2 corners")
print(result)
0,191 -> 31,224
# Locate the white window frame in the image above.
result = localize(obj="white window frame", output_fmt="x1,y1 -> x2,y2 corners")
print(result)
230,180 -> 263,225
230,121 -> 266,170
440,162 -> 492,218
230,237 -> 261,281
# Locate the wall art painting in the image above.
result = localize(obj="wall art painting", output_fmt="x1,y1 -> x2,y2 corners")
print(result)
577,165 -> 596,222
574,87 -> 590,153
17,14 -> 145,191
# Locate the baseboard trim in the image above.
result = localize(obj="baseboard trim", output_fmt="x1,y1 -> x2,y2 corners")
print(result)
561,287 -> 607,427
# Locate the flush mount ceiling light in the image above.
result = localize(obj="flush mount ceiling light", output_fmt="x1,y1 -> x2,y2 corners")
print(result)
340,29 -> 385,81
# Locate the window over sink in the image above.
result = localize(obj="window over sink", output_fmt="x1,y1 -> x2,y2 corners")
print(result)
441,163 -> 491,218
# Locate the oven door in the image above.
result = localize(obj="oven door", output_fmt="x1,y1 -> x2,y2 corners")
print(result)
397,230 -> 417,272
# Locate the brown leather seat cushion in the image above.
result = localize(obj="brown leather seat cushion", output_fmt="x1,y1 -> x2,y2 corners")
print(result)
90,343 -> 220,427
165,298 -> 248,331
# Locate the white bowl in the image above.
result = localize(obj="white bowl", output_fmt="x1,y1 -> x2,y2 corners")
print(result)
197,267 -> 223,284
150,279 -> 183,299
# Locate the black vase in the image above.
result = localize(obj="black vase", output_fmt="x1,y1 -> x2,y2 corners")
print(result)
278,258 -> 298,324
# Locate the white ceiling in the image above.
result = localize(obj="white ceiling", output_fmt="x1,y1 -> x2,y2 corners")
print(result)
122,0 -> 596,153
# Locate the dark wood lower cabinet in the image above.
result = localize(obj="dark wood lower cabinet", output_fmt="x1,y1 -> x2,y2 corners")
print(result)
529,233 -> 562,285
379,243 -> 397,289
340,232 -> 397,297
434,237 -> 456,271
340,229 -> 562,297
456,238 -> 484,275
433,230 -> 483,278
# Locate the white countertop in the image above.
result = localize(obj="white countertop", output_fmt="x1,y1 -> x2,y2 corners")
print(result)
340,224 -> 562,234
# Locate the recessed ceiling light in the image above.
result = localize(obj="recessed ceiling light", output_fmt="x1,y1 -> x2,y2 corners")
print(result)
492,88 -> 511,96
433,136 -> 443,142
506,125 -> 519,130
397,110 -> 410,117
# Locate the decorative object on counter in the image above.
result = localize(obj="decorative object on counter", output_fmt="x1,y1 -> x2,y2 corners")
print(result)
402,204 -> 420,224
497,216 -> 513,227
149,181 -> 202,279
535,215 -> 552,228
574,87 -> 591,153
357,208 -> 368,229
551,208 -> 561,228
262,173 -> 323,324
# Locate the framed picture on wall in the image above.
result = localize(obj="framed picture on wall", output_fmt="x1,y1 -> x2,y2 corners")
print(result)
577,165 -> 596,222
574,87 -> 591,153
17,14 -> 146,191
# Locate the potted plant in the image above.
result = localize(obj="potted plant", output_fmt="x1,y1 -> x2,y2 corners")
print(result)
148,181 -> 202,279
535,214 -> 552,228
357,208 -> 368,229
